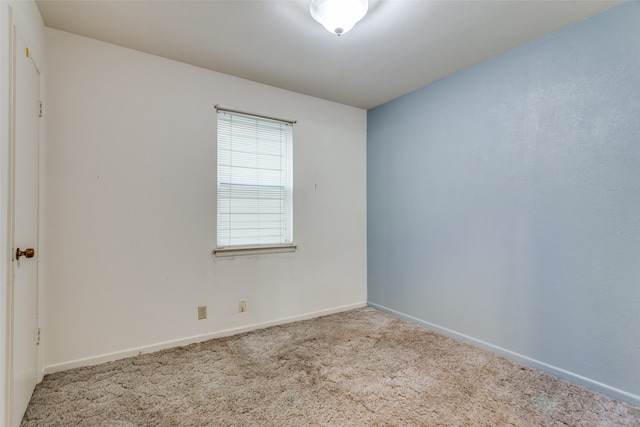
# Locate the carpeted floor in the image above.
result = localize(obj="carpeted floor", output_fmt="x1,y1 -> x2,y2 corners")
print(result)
23,307 -> 640,426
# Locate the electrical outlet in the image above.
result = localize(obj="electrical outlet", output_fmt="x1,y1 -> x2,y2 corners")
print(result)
198,306 -> 207,320
239,300 -> 247,313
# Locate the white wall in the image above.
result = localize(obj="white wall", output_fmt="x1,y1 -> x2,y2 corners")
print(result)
1,0 -> 46,424
44,28 -> 367,371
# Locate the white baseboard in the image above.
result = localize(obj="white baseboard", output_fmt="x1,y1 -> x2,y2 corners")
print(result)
44,302 -> 367,375
367,302 -> 640,408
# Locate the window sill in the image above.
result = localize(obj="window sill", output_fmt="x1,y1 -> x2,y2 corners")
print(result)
213,244 -> 297,258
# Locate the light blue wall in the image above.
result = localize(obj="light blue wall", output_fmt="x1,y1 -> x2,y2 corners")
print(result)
367,2 -> 640,405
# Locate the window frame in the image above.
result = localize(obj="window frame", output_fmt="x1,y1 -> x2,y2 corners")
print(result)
213,106 -> 296,257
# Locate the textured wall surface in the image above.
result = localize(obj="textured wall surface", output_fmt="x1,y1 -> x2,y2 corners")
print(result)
367,2 -> 640,404
45,29 -> 367,370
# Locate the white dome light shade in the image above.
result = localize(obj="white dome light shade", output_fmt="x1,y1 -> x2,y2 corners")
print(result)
310,0 -> 368,36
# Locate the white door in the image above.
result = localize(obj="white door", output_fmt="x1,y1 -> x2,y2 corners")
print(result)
12,29 -> 40,426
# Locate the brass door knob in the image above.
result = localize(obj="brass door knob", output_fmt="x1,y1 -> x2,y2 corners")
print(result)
16,248 -> 35,260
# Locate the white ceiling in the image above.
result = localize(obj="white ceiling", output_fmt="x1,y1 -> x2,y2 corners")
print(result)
36,0 -> 622,110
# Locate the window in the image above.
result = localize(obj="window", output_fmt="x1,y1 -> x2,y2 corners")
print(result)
216,107 -> 294,253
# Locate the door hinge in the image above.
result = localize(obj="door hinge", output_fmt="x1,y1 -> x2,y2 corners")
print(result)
36,328 -> 41,345
39,101 -> 43,118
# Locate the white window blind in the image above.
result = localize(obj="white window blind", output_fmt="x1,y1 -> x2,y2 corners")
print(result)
217,109 -> 293,248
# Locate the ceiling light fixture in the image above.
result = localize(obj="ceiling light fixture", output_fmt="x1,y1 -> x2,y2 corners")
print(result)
310,0 -> 368,36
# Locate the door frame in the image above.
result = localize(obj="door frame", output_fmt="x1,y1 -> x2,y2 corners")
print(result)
3,5 -> 44,426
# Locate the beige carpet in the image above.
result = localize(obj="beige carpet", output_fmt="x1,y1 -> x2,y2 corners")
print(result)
23,307 -> 640,426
